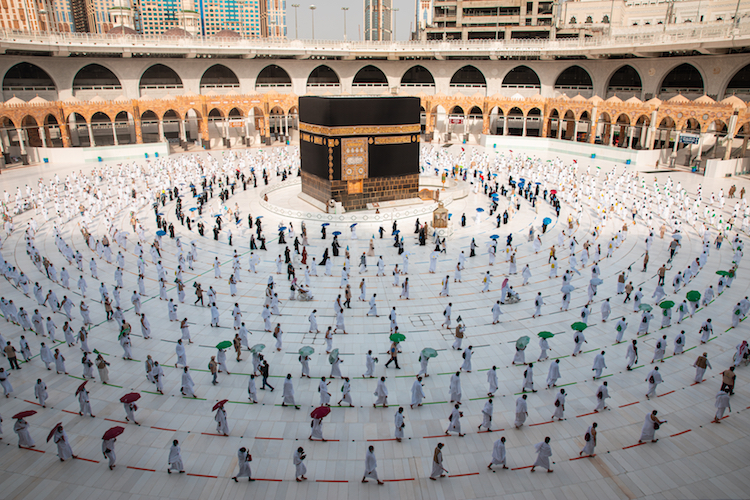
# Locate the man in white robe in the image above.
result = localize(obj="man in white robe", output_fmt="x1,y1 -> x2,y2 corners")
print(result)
362,446 -> 384,484
546,359 -> 561,388
713,390 -> 731,423
592,351 -> 607,379
514,394 -> 528,428
282,374 -> 299,409
429,443 -> 445,480
168,440 -> 185,474
491,301 -> 503,324
410,377 -> 425,408
445,404 -> 463,436
478,399 -> 493,431
615,317 -> 628,343
487,366 -> 498,396
522,363 -> 536,392
594,382 -> 609,411
34,379 -> 47,407
363,351 -> 376,378
530,437 -> 553,472
214,406 -> 229,435
693,352 -> 712,383
373,377 -> 388,407
488,437 -> 508,470
645,366 -> 663,399
181,367 -> 197,398
394,407 -> 406,441
552,389 -> 565,420
460,346 -> 473,372
449,372 -> 462,402
293,447 -> 308,481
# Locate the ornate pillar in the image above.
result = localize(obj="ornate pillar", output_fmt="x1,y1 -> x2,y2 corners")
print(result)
15,128 -> 26,155
482,114 -> 489,135
522,114 -> 527,137
87,123 -> 96,147
724,114 -> 738,160
200,117 -> 210,144
158,119 -> 165,142
608,124 -> 615,146
696,133 -> 705,161
627,126 -> 634,149
573,120 -> 579,142
179,119 -> 187,142
557,119 -> 563,139
112,122 -> 119,146
589,106 -> 598,143
503,115 -> 508,136
59,123 -> 71,148
39,126 -> 48,148
134,118 -> 143,144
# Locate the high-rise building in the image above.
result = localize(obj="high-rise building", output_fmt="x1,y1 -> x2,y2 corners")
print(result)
196,0 -> 262,37
418,0 -> 559,41
0,0 -> 62,31
416,0 -> 433,30
364,0 -> 391,41
261,0 -> 285,38
52,0 -> 76,31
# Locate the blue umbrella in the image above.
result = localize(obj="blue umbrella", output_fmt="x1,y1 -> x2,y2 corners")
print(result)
491,193 -> 499,198
156,230 -> 167,236
279,227 -> 287,231
393,230 -> 400,235
543,217 -> 552,225
535,182 -> 541,185
519,178 -> 525,183
490,235 -> 499,240
157,213 -> 164,216
332,231 -> 341,236
350,223 -> 357,228
476,208 -> 484,212
256,216 -> 263,219
179,182 -> 186,185
322,223 -> 330,227
212,214 -> 221,217
193,194 -> 199,198
509,180 -> 516,185
189,207 -> 198,212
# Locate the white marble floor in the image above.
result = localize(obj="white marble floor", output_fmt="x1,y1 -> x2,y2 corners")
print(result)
0,145 -> 749,500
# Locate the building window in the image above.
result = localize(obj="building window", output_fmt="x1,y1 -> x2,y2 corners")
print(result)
602,15 -> 609,23
585,16 -> 592,23
569,16 -> 576,24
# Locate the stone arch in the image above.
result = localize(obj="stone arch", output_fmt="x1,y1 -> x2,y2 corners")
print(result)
72,64 -> 122,94
659,63 -> 704,99
67,112 -> 89,147
723,63 -> 750,100
606,65 -> 642,99
256,64 -> 292,89
352,65 -> 388,86
633,114 -> 650,149
307,65 -> 340,88
554,65 -> 593,97
502,66 -> 541,91
401,65 -> 435,87
139,110 -> 160,143
3,62 -> 58,101
450,65 -> 486,88
507,106 -> 524,136
90,111 -> 114,146
526,107 -> 543,137
200,64 -> 240,91
139,64 -> 183,97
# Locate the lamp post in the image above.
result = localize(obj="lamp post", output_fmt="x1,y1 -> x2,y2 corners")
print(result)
291,4 -> 300,39
309,5 -> 316,40
392,7 -> 399,40
342,6 -> 349,40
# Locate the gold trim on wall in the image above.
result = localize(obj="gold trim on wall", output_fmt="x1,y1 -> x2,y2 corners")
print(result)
373,136 -> 414,145
299,122 -> 421,136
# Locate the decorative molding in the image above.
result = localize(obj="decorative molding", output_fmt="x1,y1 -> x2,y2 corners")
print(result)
299,122 -> 421,136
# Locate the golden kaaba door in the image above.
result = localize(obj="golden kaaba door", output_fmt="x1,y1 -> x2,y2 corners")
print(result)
341,137 -> 369,181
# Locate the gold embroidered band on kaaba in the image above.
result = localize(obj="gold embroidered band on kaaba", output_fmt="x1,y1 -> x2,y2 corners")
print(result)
299,122 -> 421,136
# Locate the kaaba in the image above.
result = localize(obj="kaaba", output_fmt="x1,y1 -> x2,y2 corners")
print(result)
299,96 -> 420,212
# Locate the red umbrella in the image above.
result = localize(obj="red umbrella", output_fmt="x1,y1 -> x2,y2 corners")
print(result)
75,380 -> 88,395
47,422 -> 62,442
102,426 -> 125,440
550,190 -> 557,194
119,393 -> 141,404
12,410 -> 37,419
310,406 -> 331,419
212,399 -> 229,411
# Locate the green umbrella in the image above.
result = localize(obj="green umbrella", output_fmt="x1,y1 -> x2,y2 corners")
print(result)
421,348 -> 438,359
328,348 -> 339,364
538,331 -> 554,339
250,344 -> 265,353
516,336 -> 530,350
686,290 -> 701,302
571,322 -> 588,332
299,346 -> 315,356
716,270 -> 730,276
639,304 -> 653,312
216,341 -> 232,350
389,333 -> 406,343
659,301 -> 675,309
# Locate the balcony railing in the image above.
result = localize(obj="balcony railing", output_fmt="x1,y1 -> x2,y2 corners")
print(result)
0,21 -> 746,58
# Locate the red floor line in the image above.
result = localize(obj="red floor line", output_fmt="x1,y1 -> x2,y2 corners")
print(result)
448,472 -> 480,478
423,435 -> 449,439
74,456 -> 100,463
309,439 -> 340,442
105,418 -> 129,424
201,433 -> 226,436
255,478 -> 283,482
255,437 -> 284,440
529,421 -> 554,427
151,426 -> 177,432
61,409 -> 78,414
511,465 -> 532,470
622,443 -> 646,450
691,380 -> 706,386
576,412 -> 597,418
383,478 -> 415,482
22,399 -> 42,406
127,466 -> 156,472
670,429 -> 692,437
569,455 -> 594,461
478,429 -> 503,433
187,473 -> 218,478
657,390 -> 675,398
367,438 -> 398,441
618,402 -> 639,408
19,446 -> 44,453
315,480 -> 348,483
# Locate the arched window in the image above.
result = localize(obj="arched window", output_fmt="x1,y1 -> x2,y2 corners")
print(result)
570,17 -> 576,24
585,16 -> 593,23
